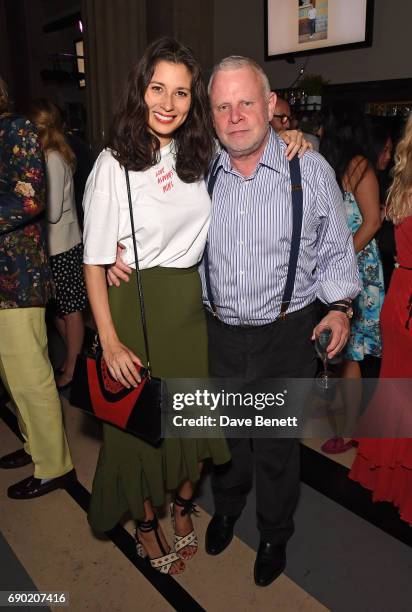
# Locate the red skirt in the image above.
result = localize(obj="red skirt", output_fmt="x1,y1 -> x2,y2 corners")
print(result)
349,266 -> 412,525
349,439 -> 412,525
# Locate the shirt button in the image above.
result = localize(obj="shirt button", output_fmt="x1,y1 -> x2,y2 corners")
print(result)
238,240 -> 244,246
240,270 -> 244,275
240,210 -> 245,215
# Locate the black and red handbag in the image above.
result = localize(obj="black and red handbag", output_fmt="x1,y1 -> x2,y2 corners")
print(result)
69,168 -> 163,445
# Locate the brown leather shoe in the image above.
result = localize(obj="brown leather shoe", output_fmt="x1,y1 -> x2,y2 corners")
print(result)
7,469 -> 77,500
0,448 -> 32,469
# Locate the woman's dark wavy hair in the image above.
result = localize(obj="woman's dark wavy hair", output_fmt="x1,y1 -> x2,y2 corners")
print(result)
370,119 -> 394,203
108,37 -> 215,182
319,101 -> 376,192
370,119 -> 391,165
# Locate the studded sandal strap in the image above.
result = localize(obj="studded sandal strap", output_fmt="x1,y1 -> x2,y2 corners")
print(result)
149,550 -> 181,573
173,529 -> 198,553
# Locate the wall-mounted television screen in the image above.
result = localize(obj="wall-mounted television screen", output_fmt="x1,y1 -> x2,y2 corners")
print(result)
264,0 -> 374,61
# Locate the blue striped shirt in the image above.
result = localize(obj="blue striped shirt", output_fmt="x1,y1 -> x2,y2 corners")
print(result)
199,128 -> 360,325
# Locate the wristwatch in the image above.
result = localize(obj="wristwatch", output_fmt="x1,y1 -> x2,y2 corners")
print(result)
327,299 -> 354,319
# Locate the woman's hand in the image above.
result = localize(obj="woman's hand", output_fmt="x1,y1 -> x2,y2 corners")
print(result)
280,130 -> 313,160
83,264 -> 142,389
102,340 -> 143,389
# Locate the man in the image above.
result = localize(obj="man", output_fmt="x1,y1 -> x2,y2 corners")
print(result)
270,96 -> 319,151
202,56 -> 359,586
308,4 -> 317,38
107,56 -> 359,586
270,96 -> 294,134
0,77 -> 75,498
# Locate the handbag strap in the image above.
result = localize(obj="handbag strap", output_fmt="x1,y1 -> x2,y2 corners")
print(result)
204,154 -> 303,320
125,168 -> 152,372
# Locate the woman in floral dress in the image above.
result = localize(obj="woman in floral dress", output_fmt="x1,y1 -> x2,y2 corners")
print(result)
319,102 -> 385,453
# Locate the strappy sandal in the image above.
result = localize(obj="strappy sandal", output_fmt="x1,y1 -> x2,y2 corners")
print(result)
135,515 -> 185,575
170,493 -> 199,561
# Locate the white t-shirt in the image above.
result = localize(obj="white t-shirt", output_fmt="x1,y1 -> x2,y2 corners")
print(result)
308,8 -> 317,19
82,141 -> 211,269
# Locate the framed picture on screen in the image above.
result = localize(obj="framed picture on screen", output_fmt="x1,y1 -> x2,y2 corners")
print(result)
264,0 -> 374,61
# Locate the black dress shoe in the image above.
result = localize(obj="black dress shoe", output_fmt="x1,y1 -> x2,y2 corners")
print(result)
205,514 -> 239,555
7,469 -> 77,500
254,542 -> 286,587
0,448 -> 32,469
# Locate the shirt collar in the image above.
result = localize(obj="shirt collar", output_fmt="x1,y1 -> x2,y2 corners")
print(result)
215,127 -> 285,175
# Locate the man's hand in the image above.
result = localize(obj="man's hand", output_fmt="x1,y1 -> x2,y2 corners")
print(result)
312,311 -> 350,359
280,130 -> 313,160
107,243 -> 132,287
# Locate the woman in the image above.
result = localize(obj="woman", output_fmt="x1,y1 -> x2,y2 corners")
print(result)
349,114 -> 412,525
27,99 -> 86,390
319,103 -> 384,453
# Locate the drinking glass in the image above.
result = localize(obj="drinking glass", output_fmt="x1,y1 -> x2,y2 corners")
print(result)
315,327 -> 333,390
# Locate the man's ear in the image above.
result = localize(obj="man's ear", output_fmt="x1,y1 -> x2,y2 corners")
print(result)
268,91 -> 277,121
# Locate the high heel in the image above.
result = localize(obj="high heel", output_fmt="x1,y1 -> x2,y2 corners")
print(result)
135,515 -> 185,575
321,436 -> 356,454
170,493 -> 199,561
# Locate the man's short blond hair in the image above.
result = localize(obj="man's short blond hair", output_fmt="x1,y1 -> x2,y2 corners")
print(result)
208,56 -> 271,98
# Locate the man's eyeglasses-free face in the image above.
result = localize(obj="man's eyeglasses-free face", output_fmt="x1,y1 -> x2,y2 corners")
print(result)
273,114 -> 292,124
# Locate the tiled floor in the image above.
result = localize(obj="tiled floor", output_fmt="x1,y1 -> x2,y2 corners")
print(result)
1,390 -> 411,611
0,401 -> 327,611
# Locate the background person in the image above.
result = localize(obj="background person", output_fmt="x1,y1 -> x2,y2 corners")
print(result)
0,77 -> 75,498
319,102 -> 384,454
27,99 -> 87,390
270,96 -> 319,151
349,113 -> 412,525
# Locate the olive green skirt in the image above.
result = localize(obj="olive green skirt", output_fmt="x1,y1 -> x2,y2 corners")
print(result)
88,266 -> 230,532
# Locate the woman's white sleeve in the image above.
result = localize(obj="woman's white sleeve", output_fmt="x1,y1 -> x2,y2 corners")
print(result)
82,153 -> 120,265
